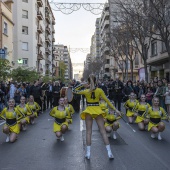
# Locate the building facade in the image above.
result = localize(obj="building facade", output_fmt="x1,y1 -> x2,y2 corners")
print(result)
54,44 -> 73,80
0,0 -> 14,65
12,0 -> 55,75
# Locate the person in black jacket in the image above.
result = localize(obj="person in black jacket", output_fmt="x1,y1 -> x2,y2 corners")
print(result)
30,81 -> 42,111
52,81 -> 61,107
112,76 -> 124,111
122,80 -> 136,102
71,79 -> 81,112
46,81 -> 53,109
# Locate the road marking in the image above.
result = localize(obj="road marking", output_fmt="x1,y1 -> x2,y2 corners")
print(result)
48,119 -> 54,121
126,122 -> 136,132
80,120 -> 84,131
0,121 -> 5,126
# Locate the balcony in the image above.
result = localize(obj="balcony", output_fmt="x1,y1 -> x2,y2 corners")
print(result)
45,36 -> 51,44
37,50 -> 44,60
37,24 -> 43,34
45,5 -> 50,12
45,48 -> 51,55
46,26 -> 51,34
105,64 -> 110,69
52,37 -> 55,42
37,37 -> 43,46
37,11 -> 43,20
37,0 -> 43,7
45,12 -> 50,24
45,57 -> 51,65
52,28 -> 55,33
52,20 -> 56,25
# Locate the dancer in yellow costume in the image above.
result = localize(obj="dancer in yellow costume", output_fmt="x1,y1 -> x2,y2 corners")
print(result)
99,97 -> 108,115
64,97 -> 75,124
50,97 -> 69,141
124,92 -> 138,123
146,97 -> 169,140
72,75 -> 121,160
104,101 -> 121,140
16,96 -> 32,131
135,94 -> 150,131
27,95 -> 41,124
0,98 -> 23,143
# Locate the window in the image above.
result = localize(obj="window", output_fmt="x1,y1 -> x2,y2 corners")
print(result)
151,41 -> 157,56
22,26 -> 28,34
22,10 -> 28,19
22,42 -> 28,51
22,0 -> 28,2
23,58 -> 28,65
3,22 -> 8,35
4,47 -> 8,59
106,59 -> 110,64
162,42 -> 167,52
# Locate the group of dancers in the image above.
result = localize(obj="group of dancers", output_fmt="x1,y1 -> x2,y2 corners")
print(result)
0,74 -> 170,161
0,95 -> 40,143
124,92 -> 169,140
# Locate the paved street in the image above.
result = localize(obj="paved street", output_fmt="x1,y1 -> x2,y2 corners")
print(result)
0,103 -> 170,170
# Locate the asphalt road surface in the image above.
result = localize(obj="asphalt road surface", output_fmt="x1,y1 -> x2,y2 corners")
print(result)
0,103 -> 170,170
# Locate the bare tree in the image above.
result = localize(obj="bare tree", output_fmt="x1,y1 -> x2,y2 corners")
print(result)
112,0 -> 153,81
148,0 -> 170,80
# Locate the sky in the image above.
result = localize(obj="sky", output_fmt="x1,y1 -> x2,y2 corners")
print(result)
51,0 -> 108,64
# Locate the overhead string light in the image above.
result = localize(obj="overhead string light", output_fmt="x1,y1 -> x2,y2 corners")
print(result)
49,1 -> 105,15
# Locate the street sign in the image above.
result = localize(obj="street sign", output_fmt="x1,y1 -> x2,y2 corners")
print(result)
0,49 -> 5,54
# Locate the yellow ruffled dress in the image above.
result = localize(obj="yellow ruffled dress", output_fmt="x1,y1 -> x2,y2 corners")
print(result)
124,99 -> 138,117
0,107 -> 23,134
135,103 -> 150,123
50,106 -> 69,132
147,107 -> 167,131
27,102 -> 41,117
73,84 -> 115,120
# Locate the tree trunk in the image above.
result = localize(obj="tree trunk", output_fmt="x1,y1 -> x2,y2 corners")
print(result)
130,60 -> 133,81
143,59 -> 148,82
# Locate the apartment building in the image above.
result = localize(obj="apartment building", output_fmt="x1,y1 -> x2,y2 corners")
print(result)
13,0 -> 55,75
54,44 -> 73,80
0,0 -> 14,65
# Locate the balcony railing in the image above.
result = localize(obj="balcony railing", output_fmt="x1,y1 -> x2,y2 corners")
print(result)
45,48 -> 51,54
37,37 -> 43,46
37,11 -> 43,20
45,57 -> 51,64
37,24 -> 43,34
52,28 -> 55,33
45,37 -> 51,44
45,12 -> 50,24
37,0 -> 43,7
37,50 -> 44,60
52,37 -> 55,42
46,27 -> 51,34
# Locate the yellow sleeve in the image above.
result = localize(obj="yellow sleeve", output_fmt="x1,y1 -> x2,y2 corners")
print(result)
72,84 -> 85,95
49,108 -> 56,118
15,108 -> 23,120
134,103 -> 139,112
160,107 -> 168,119
123,100 -> 129,109
35,102 -> 41,111
69,104 -> 75,115
26,104 -> 32,116
0,108 -> 7,120
100,89 -> 116,110
66,108 -> 70,118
